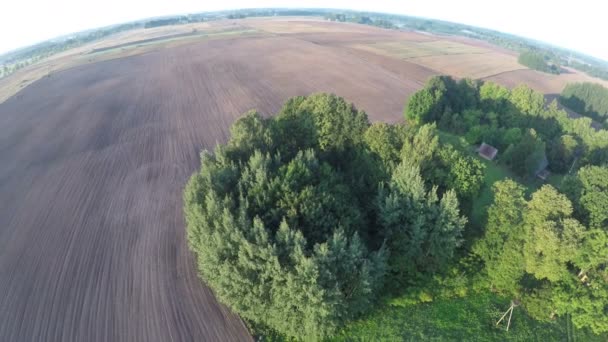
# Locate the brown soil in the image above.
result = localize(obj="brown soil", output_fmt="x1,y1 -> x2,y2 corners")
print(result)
0,34 -> 425,341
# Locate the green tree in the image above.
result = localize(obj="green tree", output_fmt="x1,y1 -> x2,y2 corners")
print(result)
273,96 -> 317,158
561,229 -> 608,334
405,76 -> 465,125
479,81 -> 511,113
226,110 -> 274,159
400,123 -> 439,174
510,84 -> 546,116
523,186 -> 584,282
476,181 -> 608,333
474,180 -> 527,294
502,127 -> 522,147
563,165 -> 608,229
294,93 -> 369,152
363,122 -> 405,170
547,134 -> 579,173
434,145 -> 485,201
405,88 -> 436,125
464,125 -> 484,145
377,161 -> 466,285
503,128 -> 545,177
455,78 -> 480,110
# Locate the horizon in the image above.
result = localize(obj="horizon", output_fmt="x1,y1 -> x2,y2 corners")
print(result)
1,1 -> 607,62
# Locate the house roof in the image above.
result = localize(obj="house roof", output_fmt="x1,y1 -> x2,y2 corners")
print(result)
478,142 -> 498,160
537,169 -> 551,181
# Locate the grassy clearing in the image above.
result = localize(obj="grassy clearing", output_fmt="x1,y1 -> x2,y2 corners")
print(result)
438,131 -> 512,225
437,131 -> 559,227
470,159 -> 513,226
332,291 -> 603,341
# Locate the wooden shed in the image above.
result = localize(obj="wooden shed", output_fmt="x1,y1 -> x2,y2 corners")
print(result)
478,142 -> 498,161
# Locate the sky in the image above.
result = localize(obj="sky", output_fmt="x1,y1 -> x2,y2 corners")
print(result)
1,0 -> 606,61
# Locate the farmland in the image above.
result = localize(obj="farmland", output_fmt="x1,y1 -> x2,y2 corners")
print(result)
0,20 -> 424,342
484,67 -> 608,94
1,17 -> 608,341
350,40 -> 488,59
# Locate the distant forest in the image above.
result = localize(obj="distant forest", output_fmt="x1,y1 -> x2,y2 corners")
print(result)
2,8 -> 608,81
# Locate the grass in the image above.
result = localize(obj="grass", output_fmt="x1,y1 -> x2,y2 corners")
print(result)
438,131 -> 513,226
437,131 -> 561,227
332,291 -> 603,341
470,159 -> 513,226
547,173 -> 566,189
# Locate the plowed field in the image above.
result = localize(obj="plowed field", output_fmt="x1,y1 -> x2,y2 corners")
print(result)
0,32 -> 427,342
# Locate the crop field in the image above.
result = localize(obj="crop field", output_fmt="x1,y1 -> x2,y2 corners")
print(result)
0,29 -> 425,342
0,23 -> 266,103
2,18 -> 608,342
86,28 -> 260,58
484,67 -> 608,94
410,52 -> 526,78
350,40 -> 488,59
243,17 -> 376,34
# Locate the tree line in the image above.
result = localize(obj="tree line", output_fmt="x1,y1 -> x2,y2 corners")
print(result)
518,50 -> 561,74
406,76 -> 608,175
569,60 -> 608,81
324,13 -> 397,29
561,82 -> 608,124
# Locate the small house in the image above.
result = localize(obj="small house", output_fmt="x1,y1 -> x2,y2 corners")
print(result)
478,142 -> 498,161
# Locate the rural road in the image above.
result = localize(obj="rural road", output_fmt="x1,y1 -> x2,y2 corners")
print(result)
0,35 -> 414,341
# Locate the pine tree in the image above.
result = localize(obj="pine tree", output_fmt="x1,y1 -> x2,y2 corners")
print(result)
378,161 -> 465,284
